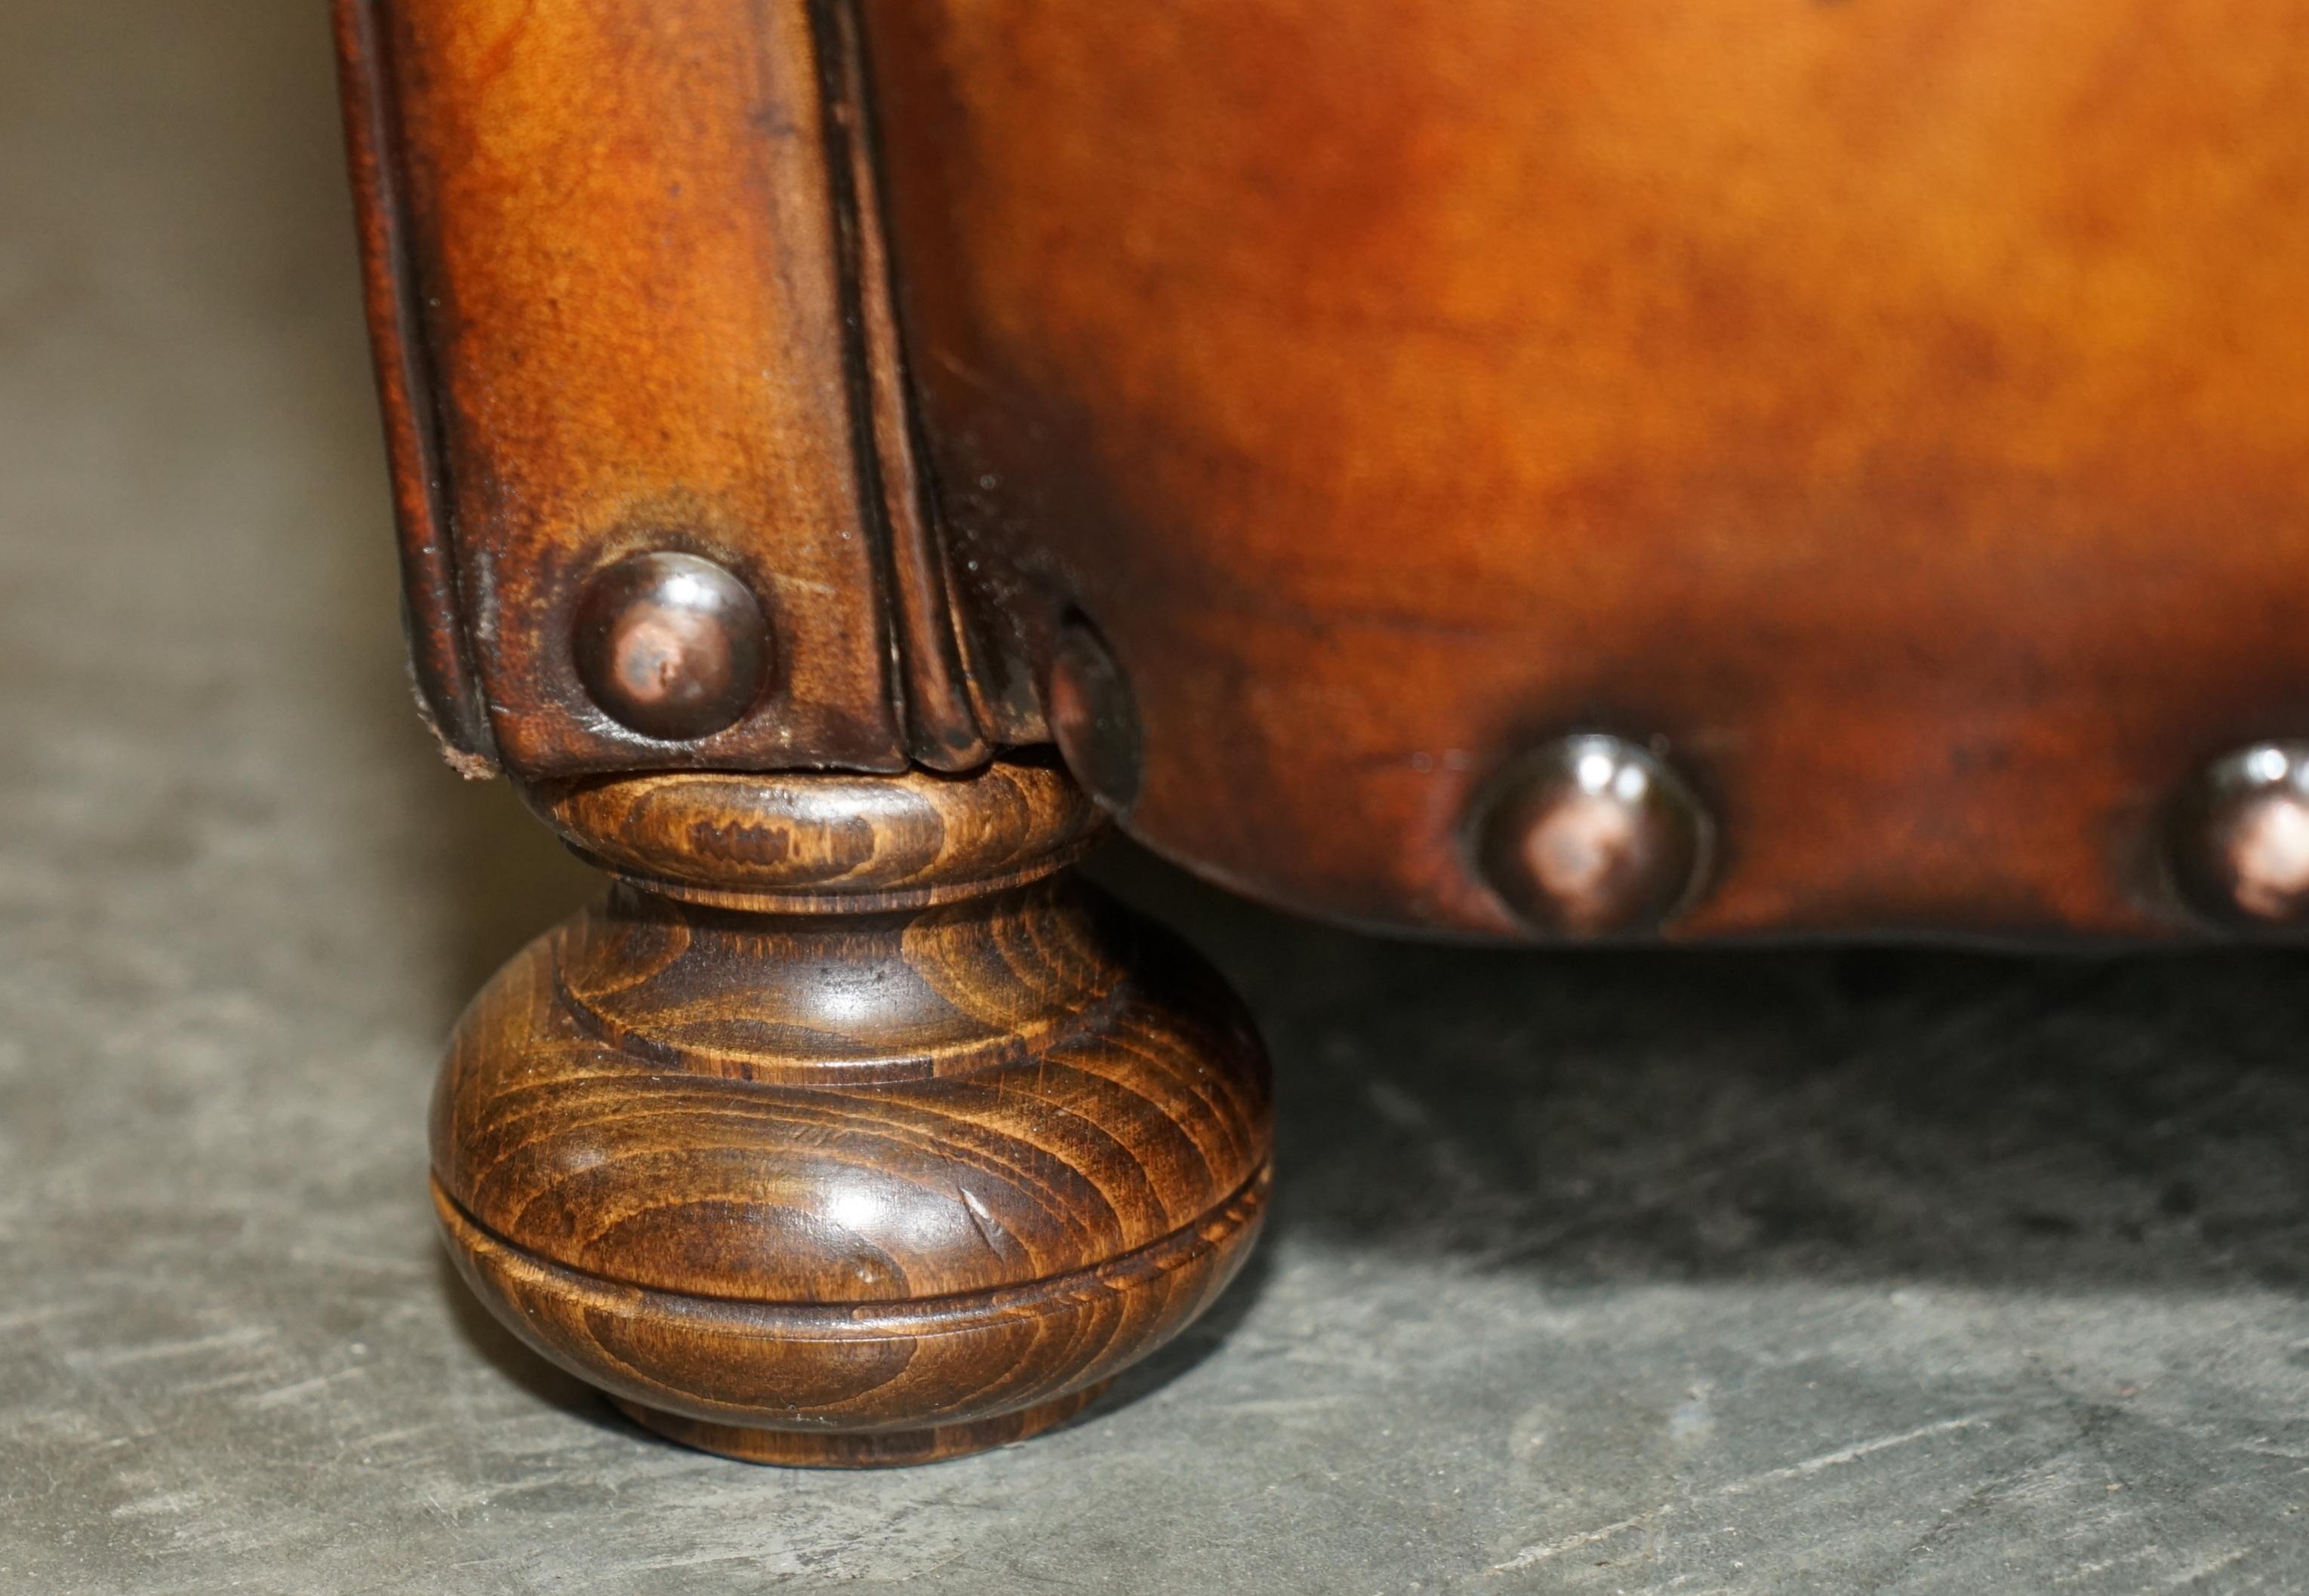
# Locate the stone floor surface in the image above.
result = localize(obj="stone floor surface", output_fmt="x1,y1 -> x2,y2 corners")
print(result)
2,3 -> 2306,1591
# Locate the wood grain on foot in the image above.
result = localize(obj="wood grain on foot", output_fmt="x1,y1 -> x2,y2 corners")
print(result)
608,1385 -> 1112,1468
431,759 -> 1273,1464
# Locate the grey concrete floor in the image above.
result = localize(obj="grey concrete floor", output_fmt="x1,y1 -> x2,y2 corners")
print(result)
4,4 -> 2308,1592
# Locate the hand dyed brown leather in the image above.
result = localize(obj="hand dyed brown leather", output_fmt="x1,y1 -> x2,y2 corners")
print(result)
335,0 -> 2309,1462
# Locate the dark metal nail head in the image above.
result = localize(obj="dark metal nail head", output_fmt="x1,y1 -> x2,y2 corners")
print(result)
1475,733 -> 1712,937
574,551 -> 771,741
2169,741 -> 2309,929
1047,616 -> 1143,813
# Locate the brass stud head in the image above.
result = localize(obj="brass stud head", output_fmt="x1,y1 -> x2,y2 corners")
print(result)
574,552 -> 771,741
1473,734 -> 1712,937
2168,742 -> 2309,929
1046,613 -> 1143,813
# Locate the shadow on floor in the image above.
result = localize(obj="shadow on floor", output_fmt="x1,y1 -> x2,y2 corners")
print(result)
1092,842 -> 2309,1298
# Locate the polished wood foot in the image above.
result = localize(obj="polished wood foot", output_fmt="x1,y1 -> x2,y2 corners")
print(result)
429,757 -> 1272,1467
607,1385 -> 1110,1468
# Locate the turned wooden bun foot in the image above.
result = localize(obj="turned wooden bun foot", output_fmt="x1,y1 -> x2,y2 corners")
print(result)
430,757 -> 1273,1467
